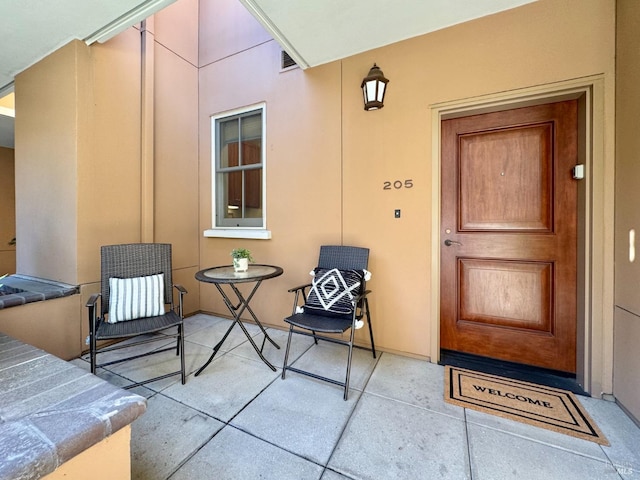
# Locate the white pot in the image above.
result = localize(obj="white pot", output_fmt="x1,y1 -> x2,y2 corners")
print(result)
233,258 -> 249,272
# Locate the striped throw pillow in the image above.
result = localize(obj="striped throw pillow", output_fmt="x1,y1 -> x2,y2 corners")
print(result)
108,274 -> 165,323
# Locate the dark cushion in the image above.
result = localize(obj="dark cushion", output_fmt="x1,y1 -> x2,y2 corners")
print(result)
303,268 -> 363,317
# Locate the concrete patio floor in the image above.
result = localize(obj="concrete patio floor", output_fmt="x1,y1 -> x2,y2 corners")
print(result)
71,313 -> 640,480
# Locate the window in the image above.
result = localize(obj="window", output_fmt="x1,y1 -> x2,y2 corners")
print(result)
206,104 -> 270,239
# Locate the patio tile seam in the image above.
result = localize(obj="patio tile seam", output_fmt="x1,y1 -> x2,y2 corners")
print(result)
602,452 -> 640,472
164,426 -> 225,480
93,366 -> 142,388
182,337 -> 239,351
285,342 -> 380,392
338,349 -> 383,394
182,324 -> 274,354
150,390 -> 229,425
360,388 -> 467,422
222,423 -> 329,470
222,361 -> 371,472
320,388 -> 372,477
463,409 -> 474,480
320,466 -> 358,480
221,361 -> 287,424
465,414 -> 617,466
143,388 -> 254,479
145,362 -> 280,426
164,362 -> 280,428
136,334 -> 311,420
72,357 -> 159,397
221,343 -> 313,372
152,365 -> 334,475
182,314 -> 227,334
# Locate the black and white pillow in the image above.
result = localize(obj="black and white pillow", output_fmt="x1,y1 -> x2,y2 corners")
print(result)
108,273 -> 165,323
304,268 -> 363,317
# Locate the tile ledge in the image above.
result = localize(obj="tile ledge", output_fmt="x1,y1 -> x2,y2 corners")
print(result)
0,334 -> 146,480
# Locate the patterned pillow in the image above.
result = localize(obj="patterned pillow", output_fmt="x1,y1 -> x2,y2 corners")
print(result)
304,268 -> 363,317
108,273 -> 165,323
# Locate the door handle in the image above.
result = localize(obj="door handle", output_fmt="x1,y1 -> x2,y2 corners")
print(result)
444,239 -> 462,247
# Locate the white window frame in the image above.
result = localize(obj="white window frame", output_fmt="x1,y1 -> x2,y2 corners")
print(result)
204,103 -> 271,239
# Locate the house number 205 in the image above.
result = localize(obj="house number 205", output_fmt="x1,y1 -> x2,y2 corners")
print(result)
383,179 -> 413,190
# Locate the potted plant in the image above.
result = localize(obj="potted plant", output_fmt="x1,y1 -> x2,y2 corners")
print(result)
231,248 -> 254,272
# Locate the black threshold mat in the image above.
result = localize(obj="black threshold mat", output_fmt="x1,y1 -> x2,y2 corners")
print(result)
440,350 -> 589,396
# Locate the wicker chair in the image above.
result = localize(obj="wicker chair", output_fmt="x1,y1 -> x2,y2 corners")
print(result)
281,245 -> 376,400
86,243 -> 187,388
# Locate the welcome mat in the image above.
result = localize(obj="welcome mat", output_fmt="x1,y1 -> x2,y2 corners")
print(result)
444,366 -> 609,445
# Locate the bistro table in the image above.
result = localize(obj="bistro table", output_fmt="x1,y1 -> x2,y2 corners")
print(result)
194,264 -> 283,376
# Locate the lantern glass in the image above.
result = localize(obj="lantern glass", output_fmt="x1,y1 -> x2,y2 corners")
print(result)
376,82 -> 386,102
365,81 -> 377,103
361,64 -> 389,111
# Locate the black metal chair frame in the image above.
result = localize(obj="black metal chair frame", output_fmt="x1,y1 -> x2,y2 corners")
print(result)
86,243 -> 187,389
281,245 -> 376,400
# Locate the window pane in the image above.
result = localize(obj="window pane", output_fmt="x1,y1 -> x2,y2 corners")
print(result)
219,119 -> 239,168
213,105 -> 265,229
242,140 -> 261,166
220,142 -> 240,170
244,168 -> 262,217
226,170 -> 242,208
241,113 -> 261,140
220,169 -> 262,219
219,171 -> 241,221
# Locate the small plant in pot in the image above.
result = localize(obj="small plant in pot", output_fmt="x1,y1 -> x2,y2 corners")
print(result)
231,248 -> 254,272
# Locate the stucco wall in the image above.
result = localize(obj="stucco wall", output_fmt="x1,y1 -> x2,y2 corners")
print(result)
152,0 -> 201,314
43,426 -> 131,480
614,0 -> 640,423
13,0 -> 201,355
76,29 -> 144,284
198,0 -> 616,367
0,146 -> 15,274
0,295 -> 82,360
15,42 -> 83,284
7,0 -> 621,395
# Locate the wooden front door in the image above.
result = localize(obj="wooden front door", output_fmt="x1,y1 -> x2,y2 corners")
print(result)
440,101 -> 578,373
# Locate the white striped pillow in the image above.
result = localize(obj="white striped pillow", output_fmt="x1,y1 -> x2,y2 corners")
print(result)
108,274 -> 165,323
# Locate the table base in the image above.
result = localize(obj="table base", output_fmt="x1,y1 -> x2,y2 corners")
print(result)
195,280 -> 280,376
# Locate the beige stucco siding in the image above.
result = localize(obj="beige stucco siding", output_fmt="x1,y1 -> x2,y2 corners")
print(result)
197,0 -> 616,367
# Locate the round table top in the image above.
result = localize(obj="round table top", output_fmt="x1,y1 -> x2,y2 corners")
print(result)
195,264 -> 283,284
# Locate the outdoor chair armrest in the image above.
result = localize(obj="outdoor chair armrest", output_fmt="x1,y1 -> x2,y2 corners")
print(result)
351,290 -> 372,318
351,289 -> 371,304
287,283 -> 312,315
86,293 -> 102,340
287,283 -> 312,293
172,284 -> 187,317
86,293 -> 100,308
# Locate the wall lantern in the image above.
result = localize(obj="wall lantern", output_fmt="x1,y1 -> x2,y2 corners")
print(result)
361,63 -> 389,111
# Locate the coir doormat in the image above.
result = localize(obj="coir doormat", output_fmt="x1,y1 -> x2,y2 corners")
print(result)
444,366 -> 609,445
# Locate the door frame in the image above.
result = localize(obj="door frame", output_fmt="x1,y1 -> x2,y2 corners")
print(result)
429,75 -> 614,396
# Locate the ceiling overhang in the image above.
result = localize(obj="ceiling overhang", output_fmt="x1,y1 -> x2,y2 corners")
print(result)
0,0 -> 177,96
0,0 -> 538,148
239,0 -> 537,69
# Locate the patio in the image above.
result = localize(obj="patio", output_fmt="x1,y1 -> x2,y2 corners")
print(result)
71,313 -> 640,480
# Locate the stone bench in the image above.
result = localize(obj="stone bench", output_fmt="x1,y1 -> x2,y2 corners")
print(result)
0,333 -> 146,480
